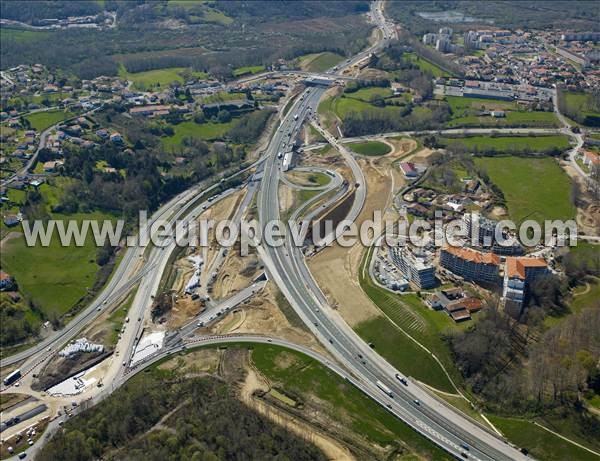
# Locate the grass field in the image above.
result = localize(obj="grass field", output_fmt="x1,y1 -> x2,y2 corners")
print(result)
0,28 -> 50,43
200,6 -> 233,24
118,65 -> 207,90
447,110 -> 559,128
167,0 -> 204,8
26,109 -> 74,131
330,94 -> 406,119
355,248 -> 463,393
301,52 -> 345,73
563,92 -> 600,122
346,86 -> 394,101
161,120 -> 233,147
1,211 -> 113,319
487,415 -> 599,461
474,156 -> 575,223
232,65 -> 265,77
306,171 -> 331,186
438,135 -> 571,153
249,343 -> 452,459
446,95 -> 517,113
346,140 -> 391,156
445,95 -> 559,128
202,91 -> 246,103
404,53 -> 452,77
298,189 -> 319,204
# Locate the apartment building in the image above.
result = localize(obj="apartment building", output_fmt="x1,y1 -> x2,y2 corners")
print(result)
389,246 -> 437,289
502,256 -> 548,317
440,246 -> 501,284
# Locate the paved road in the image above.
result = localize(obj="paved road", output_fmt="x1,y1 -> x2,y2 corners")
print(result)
114,184 -> 247,381
1,2 -> 534,459
2,106 -> 103,187
253,3 -> 529,459
0,160 -> 262,371
551,89 -> 589,182
309,120 -> 366,247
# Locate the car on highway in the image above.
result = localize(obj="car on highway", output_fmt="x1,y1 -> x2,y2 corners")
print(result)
395,374 -> 408,386
413,399 -> 420,406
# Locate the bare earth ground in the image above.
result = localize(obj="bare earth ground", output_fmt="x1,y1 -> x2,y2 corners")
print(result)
284,170 -> 327,187
406,146 -> 433,164
240,363 -> 355,461
308,157 -> 394,326
562,161 -> 600,236
168,295 -> 204,330
206,282 -> 328,356
278,182 -> 296,215
198,189 -> 245,287
158,348 -> 220,375
212,250 -> 260,300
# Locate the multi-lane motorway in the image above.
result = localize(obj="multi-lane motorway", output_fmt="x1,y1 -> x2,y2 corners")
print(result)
2,2 -> 536,459
0,160 -> 261,373
254,3 -> 528,459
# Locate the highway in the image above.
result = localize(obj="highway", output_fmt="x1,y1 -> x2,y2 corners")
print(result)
253,3 -> 528,459
114,183 -> 249,381
0,159 -> 262,371
2,2 -> 534,459
308,120 -> 366,247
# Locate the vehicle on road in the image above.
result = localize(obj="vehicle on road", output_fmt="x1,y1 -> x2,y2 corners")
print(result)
413,399 -> 421,406
376,380 -> 393,397
3,369 -> 21,386
395,374 -> 408,386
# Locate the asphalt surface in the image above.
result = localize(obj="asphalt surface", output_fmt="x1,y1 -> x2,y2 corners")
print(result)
0,160 -> 262,372
253,3 -> 529,458
2,2 -> 538,459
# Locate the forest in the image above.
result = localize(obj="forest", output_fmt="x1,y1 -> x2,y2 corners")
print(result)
0,1 -> 372,80
37,367 -> 326,461
387,1 -> 599,36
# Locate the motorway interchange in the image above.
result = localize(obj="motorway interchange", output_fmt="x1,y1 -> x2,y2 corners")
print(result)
0,2 -> 551,460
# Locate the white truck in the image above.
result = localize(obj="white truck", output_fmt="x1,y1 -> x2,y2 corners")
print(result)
376,380 -> 393,397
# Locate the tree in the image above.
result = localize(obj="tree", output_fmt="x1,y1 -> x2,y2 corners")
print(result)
194,112 -> 205,124
217,109 -> 232,123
